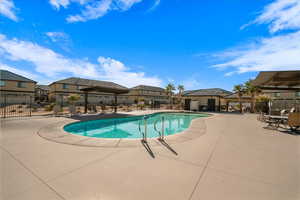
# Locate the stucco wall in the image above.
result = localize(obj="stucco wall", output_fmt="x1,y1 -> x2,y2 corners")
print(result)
0,80 -> 35,92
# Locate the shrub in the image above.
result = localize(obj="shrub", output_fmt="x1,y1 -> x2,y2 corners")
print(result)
68,94 -> 80,104
44,103 -> 55,111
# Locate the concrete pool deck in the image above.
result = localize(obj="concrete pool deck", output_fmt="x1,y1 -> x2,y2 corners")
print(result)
1,111 -> 299,200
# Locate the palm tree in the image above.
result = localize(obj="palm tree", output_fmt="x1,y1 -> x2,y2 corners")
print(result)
178,85 -> 184,95
177,85 -> 185,109
244,80 -> 261,113
233,84 -> 245,113
165,83 -> 176,108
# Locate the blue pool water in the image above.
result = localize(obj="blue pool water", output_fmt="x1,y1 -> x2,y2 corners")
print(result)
64,112 -> 209,139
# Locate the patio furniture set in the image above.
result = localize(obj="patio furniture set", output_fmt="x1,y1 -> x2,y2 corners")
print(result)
258,108 -> 300,132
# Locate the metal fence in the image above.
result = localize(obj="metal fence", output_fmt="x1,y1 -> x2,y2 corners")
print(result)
255,99 -> 300,114
0,94 -> 33,118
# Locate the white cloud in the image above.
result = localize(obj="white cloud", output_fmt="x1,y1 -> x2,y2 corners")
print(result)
215,0 -> 300,76
45,31 -> 72,52
244,0 -> 300,33
214,31 -> 300,74
98,56 -> 162,87
181,78 -> 201,90
49,0 -> 142,23
66,0 -> 112,23
0,34 -> 99,78
49,0 -> 70,9
49,0 -> 90,9
0,0 -> 18,21
0,34 -> 162,87
46,31 -> 69,42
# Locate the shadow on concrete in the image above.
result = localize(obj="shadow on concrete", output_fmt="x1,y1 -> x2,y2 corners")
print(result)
158,138 -> 178,155
263,125 -> 300,135
278,128 -> 300,136
141,140 -> 155,159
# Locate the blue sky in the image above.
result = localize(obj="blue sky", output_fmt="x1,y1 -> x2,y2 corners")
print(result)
0,0 -> 300,91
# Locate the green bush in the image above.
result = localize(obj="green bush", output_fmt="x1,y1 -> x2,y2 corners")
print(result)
68,94 -> 80,104
44,103 -> 56,111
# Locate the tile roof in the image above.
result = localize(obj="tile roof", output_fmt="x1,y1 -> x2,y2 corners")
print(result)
36,85 -> 50,90
183,88 -> 232,97
51,77 -> 128,90
252,70 -> 300,87
0,70 -> 36,83
131,85 -> 165,92
224,92 -> 252,99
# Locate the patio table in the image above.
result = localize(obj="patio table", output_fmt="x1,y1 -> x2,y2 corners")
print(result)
267,115 -> 288,120
265,115 -> 288,128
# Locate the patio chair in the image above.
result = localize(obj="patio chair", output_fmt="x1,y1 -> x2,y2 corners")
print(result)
287,112 -> 300,131
290,107 -> 296,113
280,109 -> 287,116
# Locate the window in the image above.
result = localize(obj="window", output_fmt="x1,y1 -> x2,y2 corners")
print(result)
77,85 -> 83,90
0,80 -> 5,87
17,82 -> 26,88
296,92 -> 300,97
62,84 -> 68,89
274,92 -> 280,97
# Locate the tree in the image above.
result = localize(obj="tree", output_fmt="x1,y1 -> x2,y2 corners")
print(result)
165,83 -> 176,108
178,85 -> 185,95
233,84 -> 245,113
244,80 -> 261,113
177,85 -> 185,109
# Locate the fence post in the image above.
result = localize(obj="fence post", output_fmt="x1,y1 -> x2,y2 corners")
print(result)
4,94 -> 7,118
29,95 -> 32,117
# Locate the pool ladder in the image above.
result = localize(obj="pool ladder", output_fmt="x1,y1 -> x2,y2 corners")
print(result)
138,116 -> 165,142
154,116 -> 165,141
138,116 -> 148,143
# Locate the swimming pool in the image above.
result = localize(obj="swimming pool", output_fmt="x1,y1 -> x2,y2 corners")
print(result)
64,112 -> 209,139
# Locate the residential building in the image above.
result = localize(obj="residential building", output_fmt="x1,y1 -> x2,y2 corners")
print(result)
0,70 -> 37,104
261,90 -> 300,100
183,88 -> 232,111
259,90 -> 300,112
252,70 -> 300,112
35,85 -> 50,102
128,85 -> 169,106
49,77 -> 131,105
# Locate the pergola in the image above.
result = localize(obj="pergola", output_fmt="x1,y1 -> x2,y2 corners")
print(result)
224,93 -> 252,112
252,71 -> 300,90
80,85 -> 129,113
252,70 -> 300,113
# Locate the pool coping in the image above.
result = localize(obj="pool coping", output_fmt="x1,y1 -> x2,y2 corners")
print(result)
37,111 -> 217,148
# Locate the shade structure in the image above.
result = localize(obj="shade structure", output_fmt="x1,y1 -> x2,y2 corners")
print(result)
80,85 -> 129,94
252,71 -> 300,90
80,85 -> 129,113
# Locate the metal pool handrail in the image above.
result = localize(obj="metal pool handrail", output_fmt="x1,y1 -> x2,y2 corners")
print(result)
154,116 -> 165,140
138,115 -> 148,142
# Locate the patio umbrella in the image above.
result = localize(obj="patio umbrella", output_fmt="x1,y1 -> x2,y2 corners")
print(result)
268,100 -> 272,115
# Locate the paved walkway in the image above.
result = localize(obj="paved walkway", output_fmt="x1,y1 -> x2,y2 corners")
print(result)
1,113 -> 299,200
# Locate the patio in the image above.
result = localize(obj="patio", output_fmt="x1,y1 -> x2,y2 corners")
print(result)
1,112 -> 299,200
